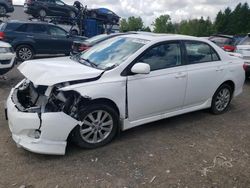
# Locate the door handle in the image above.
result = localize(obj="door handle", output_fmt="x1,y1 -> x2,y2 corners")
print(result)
175,73 -> 187,79
26,35 -> 34,38
216,67 -> 224,72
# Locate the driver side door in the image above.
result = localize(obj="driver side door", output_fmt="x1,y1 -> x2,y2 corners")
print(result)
127,41 -> 188,122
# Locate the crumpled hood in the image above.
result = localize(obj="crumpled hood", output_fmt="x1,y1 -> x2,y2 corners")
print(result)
18,56 -> 103,86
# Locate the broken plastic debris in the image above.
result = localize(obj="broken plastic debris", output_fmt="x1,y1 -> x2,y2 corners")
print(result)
200,155 -> 233,176
149,176 -> 156,183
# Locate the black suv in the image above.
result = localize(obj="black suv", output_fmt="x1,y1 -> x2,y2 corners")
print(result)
0,21 -> 87,61
0,0 -> 14,15
24,0 -> 78,19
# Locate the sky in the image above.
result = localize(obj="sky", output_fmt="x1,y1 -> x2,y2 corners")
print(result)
14,0 -> 249,26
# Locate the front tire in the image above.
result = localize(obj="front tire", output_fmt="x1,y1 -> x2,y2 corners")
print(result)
210,84 -> 233,114
72,103 -> 119,149
16,45 -> 34,61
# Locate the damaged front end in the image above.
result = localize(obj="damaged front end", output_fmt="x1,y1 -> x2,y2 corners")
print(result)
7,79 -> 88,155
15,79 -> 88,120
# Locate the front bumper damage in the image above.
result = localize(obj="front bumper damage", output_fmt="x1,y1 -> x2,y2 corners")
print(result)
6,80 -> 81,155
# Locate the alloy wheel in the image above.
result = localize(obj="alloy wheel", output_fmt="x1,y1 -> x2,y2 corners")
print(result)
215,88 -> 231,112
18,47 -> 33,61
79,110 -> 114,144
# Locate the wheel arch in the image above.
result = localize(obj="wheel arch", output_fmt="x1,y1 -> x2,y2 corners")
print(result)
219,80 -> 235,93
14,43 -> 36,54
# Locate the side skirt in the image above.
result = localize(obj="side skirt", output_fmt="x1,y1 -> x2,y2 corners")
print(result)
121,99 -> 212,131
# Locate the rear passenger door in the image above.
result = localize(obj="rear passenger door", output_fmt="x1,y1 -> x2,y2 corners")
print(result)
183,41 -> 226,108
17,24 -> 52,54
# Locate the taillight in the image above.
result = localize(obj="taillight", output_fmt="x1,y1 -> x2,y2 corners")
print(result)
79,45 -> 90,51
223,45 -> 235,52
0,32 -> 5,40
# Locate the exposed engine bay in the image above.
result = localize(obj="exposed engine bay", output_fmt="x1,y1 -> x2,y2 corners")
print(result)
13,79 -> 89,121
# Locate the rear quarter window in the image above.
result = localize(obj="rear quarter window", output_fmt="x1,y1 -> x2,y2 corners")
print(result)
4,23 -> 23,31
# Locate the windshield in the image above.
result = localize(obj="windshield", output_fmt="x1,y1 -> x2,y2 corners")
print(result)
74,37 -> 148,70
239,36 -> 250,45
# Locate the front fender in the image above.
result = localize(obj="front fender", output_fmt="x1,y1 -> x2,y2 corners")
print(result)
61,81 -> 127,119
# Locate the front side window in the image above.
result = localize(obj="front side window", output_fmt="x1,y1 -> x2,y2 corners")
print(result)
48,26 -> 67,36
136,42 -> 182,71
74,37 -> 148,70
185,41 -> 220,64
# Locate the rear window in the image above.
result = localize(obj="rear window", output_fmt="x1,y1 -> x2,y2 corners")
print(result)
209,36 -> 234,46
239,37 -> 250,45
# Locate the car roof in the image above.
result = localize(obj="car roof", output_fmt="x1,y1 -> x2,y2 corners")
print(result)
120,33 -> 201,42
7,20 -> 53,25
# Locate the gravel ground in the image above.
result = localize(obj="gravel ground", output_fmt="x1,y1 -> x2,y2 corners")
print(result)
0,66 -> 249,188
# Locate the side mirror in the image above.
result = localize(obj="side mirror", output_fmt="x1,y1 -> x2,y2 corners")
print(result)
131,63 -> 150,74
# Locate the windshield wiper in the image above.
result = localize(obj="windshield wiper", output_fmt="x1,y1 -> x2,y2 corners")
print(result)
78,57 -> 98,68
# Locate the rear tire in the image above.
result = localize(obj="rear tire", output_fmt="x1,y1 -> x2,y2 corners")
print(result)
72,103 -> 119,149
210,84 -> 233,115
16,45 -> 34,61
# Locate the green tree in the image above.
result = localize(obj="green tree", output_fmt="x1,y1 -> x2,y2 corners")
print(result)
120,16 -> 144,32
152,15 -> 174,33
120,18 -> 128,32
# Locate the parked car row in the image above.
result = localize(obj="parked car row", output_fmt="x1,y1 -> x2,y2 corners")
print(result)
5,33 -> 245,155
0,20 -> 87,61
208,33 -> 250,78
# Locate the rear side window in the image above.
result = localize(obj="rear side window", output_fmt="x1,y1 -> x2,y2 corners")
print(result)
26,24 -> 48,34
185,41 -> 220,64
16,24 -> 48,34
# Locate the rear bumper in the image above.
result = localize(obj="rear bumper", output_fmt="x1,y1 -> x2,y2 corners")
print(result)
6,85 -> 80,155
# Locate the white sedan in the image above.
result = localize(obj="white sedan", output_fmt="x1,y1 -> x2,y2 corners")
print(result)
6,34 -> 245,155
0,41 -> 16,76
